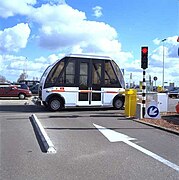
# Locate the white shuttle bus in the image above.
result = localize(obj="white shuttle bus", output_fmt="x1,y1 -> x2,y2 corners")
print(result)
38,54 -> 125,111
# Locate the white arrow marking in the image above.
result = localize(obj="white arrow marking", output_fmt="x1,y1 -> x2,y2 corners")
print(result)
93,123 -> 136,142
149,107 -> 158,116
93,123 -> 179,172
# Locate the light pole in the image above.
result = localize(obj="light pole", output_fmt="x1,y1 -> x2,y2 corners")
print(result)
161,38 -> 166,89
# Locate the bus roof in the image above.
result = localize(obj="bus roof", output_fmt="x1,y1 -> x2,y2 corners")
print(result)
66,54 -> 112,60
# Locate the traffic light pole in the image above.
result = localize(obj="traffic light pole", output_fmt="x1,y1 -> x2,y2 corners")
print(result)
141,46 -> 148,118
142,69 -> 146,118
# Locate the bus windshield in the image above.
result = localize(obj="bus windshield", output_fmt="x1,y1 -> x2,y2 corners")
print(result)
111,60 -> 125,88
40,65 -> 52,82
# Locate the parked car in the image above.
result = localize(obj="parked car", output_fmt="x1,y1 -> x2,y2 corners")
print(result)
19,80 -> 40,88
0,84 -> 32,99
0,82 -> 11,85
12,83 -> 29,90
168,89 -> 179,98
29,84 -> 39,95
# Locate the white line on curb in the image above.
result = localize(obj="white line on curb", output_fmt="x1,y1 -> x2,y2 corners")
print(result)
31,114 -> 56,153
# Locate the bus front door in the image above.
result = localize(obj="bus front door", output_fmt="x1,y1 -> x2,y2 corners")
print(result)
90,60 -> 102,106
77,60 -> 102,106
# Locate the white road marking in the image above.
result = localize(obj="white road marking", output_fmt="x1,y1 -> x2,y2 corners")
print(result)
93,123 -> 179,172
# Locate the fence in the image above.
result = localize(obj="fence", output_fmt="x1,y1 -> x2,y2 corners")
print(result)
137,92 -> 178,113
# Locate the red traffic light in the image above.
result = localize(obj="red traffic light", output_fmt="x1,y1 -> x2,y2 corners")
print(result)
141,46 -> 148,69
142,47 -> 148,54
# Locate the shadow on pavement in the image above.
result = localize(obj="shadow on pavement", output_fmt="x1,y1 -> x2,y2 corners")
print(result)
0,105 -> 45,113
0,104 -> 124,113
45,126 -> 153,131
162,115 -> 179,125
29,116 -> 47,153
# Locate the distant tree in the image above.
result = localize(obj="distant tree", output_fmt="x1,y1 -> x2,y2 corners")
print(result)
0,75 -> 11,83
33,77 -> 39,81
17,71 -> 28,82
0,75 -> 6,82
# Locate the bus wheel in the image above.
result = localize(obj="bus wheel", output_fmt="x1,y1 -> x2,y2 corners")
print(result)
48,97 -> 62,111
113,98 -> 124,110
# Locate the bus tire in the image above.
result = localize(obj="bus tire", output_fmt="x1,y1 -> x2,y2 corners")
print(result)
113,97 -> 124,110
48,97 -> 63,111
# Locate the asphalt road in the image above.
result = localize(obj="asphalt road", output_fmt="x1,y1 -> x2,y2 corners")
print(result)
0,98 -> 179,180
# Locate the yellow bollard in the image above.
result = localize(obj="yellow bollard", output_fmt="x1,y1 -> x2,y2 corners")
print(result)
157,86 -> 163,92
125,89 -> 137,117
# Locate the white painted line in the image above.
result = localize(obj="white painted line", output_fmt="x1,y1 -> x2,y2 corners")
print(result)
93,123 -> 179,172
124,140 -> 179,172
31,114 -> 56,153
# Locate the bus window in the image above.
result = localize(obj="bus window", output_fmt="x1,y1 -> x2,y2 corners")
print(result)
57,61 -> 75,85
92,62 -> 102,85
79,62 -> 88,87
45,60 -> 65,88
65,61 -> 75,84
104,60 -> 119,86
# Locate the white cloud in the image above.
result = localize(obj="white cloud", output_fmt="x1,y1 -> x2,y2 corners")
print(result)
153,36 -> 179,45
0,53 -> 66,82
166,36 -> 179,45
153,38 -> 161,45
0,54 -> 45,81
0,1 -> 178,86
124,35 -> 179,86
32,4 -> 121,52
92,6 -> 103,18
146,37 -> 179,86
0,2 -> 125,57
165,36 -> 179,58
0,55 -> 27,81
28,3 -> 121,55
153,36 -> 179,58
48,53 -> 65,63
0,23 -> 31,52
0,0 -> 36,18
0,55 -> 5,72
31,4 -> 86,25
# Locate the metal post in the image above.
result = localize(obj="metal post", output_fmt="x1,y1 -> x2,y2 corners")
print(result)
161,39 -> 166,90
142,70 -> 146,118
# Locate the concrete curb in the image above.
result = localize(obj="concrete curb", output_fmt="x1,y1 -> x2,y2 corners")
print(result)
30,114 -> 56,153
133,119 -> 179,136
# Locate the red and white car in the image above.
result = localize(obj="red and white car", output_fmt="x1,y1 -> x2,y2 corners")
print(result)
0,84 -> 32,99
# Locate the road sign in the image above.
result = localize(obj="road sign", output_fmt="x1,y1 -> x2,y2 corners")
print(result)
153,76 -> 157,81
147,106 -> 159,118
145,100 -> 160,119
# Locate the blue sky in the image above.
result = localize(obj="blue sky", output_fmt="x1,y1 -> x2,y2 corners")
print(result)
0,0 -> 179,86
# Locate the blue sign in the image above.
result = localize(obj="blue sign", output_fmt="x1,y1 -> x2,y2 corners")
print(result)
147,106 -> 159,118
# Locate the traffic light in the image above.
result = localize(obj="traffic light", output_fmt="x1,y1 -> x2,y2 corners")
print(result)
141,47 -> 148,69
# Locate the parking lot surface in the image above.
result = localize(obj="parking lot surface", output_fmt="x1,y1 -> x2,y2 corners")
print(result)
0,98 -> 179,180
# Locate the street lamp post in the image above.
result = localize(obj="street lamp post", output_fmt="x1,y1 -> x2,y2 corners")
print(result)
161,38 -> 166,90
